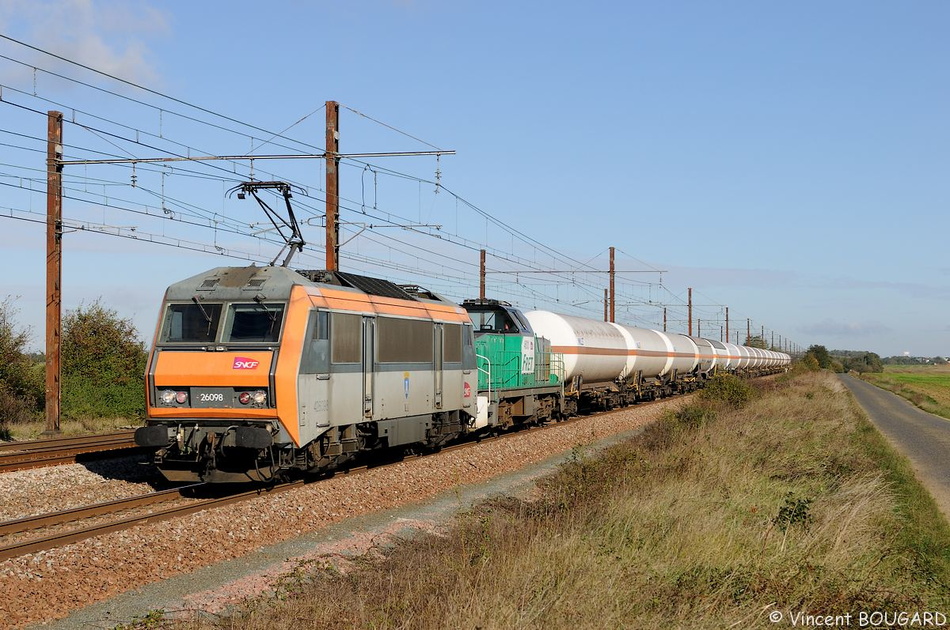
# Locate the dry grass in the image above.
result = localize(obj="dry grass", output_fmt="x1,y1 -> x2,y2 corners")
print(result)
3,416 -> 138,441
156,371 -> 950,630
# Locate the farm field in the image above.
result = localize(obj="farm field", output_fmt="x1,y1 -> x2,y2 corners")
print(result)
860,364 -> 950,420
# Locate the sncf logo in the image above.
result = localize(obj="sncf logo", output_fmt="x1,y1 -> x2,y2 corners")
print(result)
232,357 -> 260,370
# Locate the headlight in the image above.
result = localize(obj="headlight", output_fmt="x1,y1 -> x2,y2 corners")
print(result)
160,390 -> 176,404
238,390 -> 267,405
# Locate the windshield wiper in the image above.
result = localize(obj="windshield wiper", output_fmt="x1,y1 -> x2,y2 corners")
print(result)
192,295 -> 215,336
254,294 -> 278,334
192,296 -> 213,324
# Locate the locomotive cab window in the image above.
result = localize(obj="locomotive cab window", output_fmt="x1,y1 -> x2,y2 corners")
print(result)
301,310 -> 330,374
470,310 -> 511,332
161,302 -> 223,343
224,303 -> 285,343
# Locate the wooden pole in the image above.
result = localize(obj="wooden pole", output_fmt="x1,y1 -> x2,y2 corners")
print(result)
325,101 -> 340,271
608,246 -> 615,323
479,249 -> 486,300
687,287 -> 693,336
45,111 -> 63,435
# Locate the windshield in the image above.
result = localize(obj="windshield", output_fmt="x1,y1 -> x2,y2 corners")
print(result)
469,309 -> 516,333
161,303 -> 222,343
226,303 -> 285,342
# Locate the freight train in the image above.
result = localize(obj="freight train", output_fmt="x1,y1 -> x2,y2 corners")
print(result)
134,265 -> 791,483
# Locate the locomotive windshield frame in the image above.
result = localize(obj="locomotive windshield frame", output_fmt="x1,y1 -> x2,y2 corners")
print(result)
159,301 -> 286,344
463,299 -> 534,334
224,303 -> 285,343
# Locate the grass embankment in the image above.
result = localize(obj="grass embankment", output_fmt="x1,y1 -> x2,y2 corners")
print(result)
165,370 -> 950,630
861,364 -> 950,420
3,417 -> 136,441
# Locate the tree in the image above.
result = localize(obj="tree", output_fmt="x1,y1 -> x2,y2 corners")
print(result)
805,344 -> 833,370
841,351 -> 883,374
0,298 -> 44,427
61,301 -> 149,420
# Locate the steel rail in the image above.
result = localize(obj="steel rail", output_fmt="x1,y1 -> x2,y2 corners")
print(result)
0,482 -> 297,562
0,436 -> 509,562
0,431 -> 136,453
0,484 -> 205,536
0,431 -> 140,473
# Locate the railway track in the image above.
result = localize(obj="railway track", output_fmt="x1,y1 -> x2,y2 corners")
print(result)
0,482 -> 273,562
0,431 -> 140,473
0,413 -> 590,562
0,396 -> 681,563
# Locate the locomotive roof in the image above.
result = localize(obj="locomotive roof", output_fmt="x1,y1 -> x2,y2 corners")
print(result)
164,265 -> 455,305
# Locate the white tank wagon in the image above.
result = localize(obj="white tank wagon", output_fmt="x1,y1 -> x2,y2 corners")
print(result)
520,311 -> 631,386
665,332 -> 701,377
523,309 -> 792,411
749,347 -> 764,370
522,311 -> 699,409
689,336 -> 719,375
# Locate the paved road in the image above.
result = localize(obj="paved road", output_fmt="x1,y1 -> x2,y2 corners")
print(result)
839,374 -> 950,521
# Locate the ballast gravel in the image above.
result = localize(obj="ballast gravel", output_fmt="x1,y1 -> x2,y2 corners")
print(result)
0,398 -> 688,629
0,455 -> 158,522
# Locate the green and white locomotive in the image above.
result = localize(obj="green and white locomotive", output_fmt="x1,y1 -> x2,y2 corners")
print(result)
462,299 -> 566,431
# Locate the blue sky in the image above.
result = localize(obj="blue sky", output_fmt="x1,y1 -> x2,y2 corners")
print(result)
0,0 -> 947,357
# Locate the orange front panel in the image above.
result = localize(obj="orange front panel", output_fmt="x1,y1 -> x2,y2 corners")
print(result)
272,286 -> 314,447
153,351 -> 273,387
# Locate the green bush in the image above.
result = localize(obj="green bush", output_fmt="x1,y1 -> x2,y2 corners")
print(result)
699,372 -> 754,409
61,301 -> 148,420
0,298 -> 43,429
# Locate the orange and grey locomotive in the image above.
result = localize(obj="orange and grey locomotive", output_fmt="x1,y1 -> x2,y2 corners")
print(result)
134,265 -> 477,483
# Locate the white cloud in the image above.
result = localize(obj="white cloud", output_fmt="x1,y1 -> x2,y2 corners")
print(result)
0,0 -> 169,86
